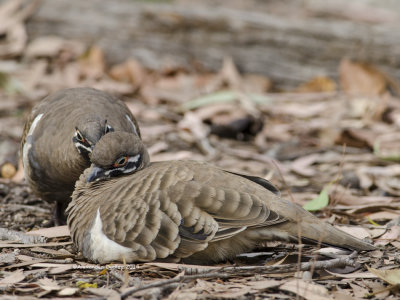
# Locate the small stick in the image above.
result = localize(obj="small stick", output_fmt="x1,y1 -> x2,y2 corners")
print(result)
121,252 -> 358,299
0,227 -> 46,244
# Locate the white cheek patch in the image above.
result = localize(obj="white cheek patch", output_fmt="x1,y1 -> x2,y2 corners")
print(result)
125,115 -> 138,136
129,154 -> 140,163
22,113 -> 43,168
123,155 -> 141,174
89,209 -> 133,263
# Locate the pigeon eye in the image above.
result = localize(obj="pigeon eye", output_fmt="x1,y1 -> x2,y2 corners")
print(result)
75,129 -> 85,143
105,124 -> 114,134
113,156 -> 128,167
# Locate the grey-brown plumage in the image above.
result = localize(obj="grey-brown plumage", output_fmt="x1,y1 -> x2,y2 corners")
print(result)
21,88 -> 140,225
68,132 -> 374,264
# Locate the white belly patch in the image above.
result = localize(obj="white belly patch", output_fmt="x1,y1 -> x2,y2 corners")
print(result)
89,209 -> 133,263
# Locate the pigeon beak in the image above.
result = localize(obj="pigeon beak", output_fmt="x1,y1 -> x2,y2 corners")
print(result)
87,166 -> 106,183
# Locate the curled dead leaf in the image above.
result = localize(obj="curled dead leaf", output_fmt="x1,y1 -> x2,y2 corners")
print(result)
339,59 -> 394,96
367,267 -> 400,286
295,76 -> 337,93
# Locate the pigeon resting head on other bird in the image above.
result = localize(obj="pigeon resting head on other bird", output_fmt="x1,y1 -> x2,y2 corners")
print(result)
68,132 -> 375,264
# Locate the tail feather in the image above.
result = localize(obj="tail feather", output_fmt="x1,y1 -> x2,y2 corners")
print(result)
272,201 -> 375,251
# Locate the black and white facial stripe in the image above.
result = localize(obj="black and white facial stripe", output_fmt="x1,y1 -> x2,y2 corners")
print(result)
87,154 -> 142,183
72,128 -> 93,159
108,154 -> 142,177
105,123 -> 114,134
73,122 -> 114,159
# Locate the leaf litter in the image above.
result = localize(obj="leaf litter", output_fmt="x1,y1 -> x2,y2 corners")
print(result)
0,0 -> 399,298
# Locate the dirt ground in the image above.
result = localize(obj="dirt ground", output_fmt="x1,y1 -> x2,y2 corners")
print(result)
0,1 -> 400,299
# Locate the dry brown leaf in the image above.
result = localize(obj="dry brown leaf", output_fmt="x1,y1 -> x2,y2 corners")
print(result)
271,101 -> 328,119
391,241 -> 400,249
242,74 -> 271,93
178,111 -> 214,155
79,46 -> 105,79
26,225 -> 70,238
140,124 -> 175,139
38,277 -> 61,291
280,279 -> 333,300
314,247 -> 350,256
0,0 -> 22,32
0,0 -> 39,34
335,128 -> 376,149
0,0 -> 39,57
374,132 -> 400,160
0,252 -> 16,265
339,59 -> 388,96
348,97 -> 388,120
332,291 -> 355,300
334,225 -> 371,239
0,23 -> 26,57
49,264 -> 75,275
245,279 -> 280,291
349,282 -> 369,298
0,269 -> 25,286
147,141 -> 169,156
141,73 -> 200,104
376,225 -> 400,246
167,290 -> 197,300
368,267 -> 400,285
220,56 -> 242,89
87,287 -> 120,300
325,270 -> 378,279
109,58 -> 145,89
290,154 -> 319,177
25,36 -> 84,59
295,76 -> 337,93
368,211 -> 400,221
83,78 -> 134,95
375,177 -> 400,196
58,287 -> 79,296
151,151 -> 204,162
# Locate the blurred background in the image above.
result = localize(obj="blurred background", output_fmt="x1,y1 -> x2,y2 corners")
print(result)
0,1 -> 400,297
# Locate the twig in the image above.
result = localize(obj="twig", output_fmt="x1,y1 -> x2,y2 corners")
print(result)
121,271 -> 232,299
121,252 -> 358,298
110,270 -> 140,287
365,284 -> 400,297
0,204 -> 50,214
0,227 -> 46,244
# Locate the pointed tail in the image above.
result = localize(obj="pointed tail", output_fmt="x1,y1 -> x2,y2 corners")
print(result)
271,200 -> 375,251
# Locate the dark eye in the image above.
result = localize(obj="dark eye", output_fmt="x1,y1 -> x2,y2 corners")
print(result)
113,156 -> 128,167
105,124 -> 114,134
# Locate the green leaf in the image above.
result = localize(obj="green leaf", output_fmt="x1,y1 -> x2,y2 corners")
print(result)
180,90 -> 238,111
76,281 -> 98,289
0,72 -> 23,95
303,187 -> 329,211
373,140 -> 400,162
180,90 -> 273,111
